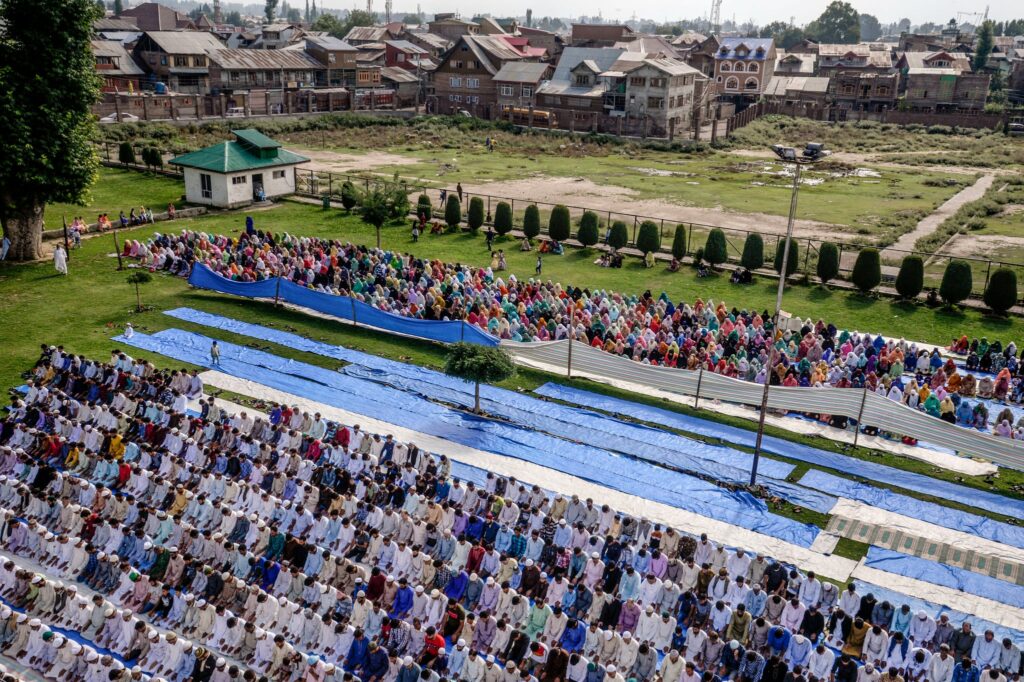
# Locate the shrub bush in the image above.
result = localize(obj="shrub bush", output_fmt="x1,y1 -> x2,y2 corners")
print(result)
118,142 -> 135,165
773,238 -> 799,276
636,221 -> 661,254
577,211 -> 599,247
444,195 -> 461,231
895,255 -> 924,300
523,204 -> 541,239
608,221 -> 629,249
549,205 -> 571,242
939,259 -> 973,305
740,234 -> 764,270
340,181 -> 358,210
704,228 -> 728,266
983,267 -> 1017,314
468,196 -> 484,232
671,224 -> 687,260
416,193 -> 432,221
817,242 -> 840,284
494,202 -> 513,235
851,248 -> 882,293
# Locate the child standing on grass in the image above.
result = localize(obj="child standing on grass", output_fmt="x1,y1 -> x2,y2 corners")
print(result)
535,254 -> 542,275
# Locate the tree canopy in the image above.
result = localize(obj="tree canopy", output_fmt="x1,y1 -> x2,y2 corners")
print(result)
859,13 -> 881,41
806,1 -> 860,43
0,0 -> 101,261
312,9 -> 375,37
443,343 -> 516,412
759,21 -> 806,49
973,21 -> 994,71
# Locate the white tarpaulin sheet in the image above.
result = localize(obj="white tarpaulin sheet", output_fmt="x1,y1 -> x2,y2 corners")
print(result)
502,339 -> 1024,471
201,371 -> 858,580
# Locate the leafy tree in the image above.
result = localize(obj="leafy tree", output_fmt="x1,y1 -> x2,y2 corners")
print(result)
444,195 -> 461,231
671,224 -> 687,260
774,238 -> 799,276
525,8 -> 532,27
973,20 -> 994,71
859,13 -> 881,40
113,0 -> 123,14
851,248 -> 881,293
401,13 -> 422,23
384,178 -> 409,220
285,6 -> 301,22
577,211 -> 599,247
416,193 -> 432,221
494,202 -> 512,235
636,221 -> 661,254
548,205 -> 571,242
704,228 -> 728,266
740,233 -> 764,270
141,146 -> 163,170
759,21 -> 806,49
360,187 -> 390,248
126,271 -> 152,312
340,181 -> 358,210
443,342 -> 516,413
523,204 -> 541,239
0,0 -> 101,261
806,1 -> 860,43
225,10 -> 242,24
608,221 -> 628,250
817,242 -> 840,285
983,267 -> 1017,314
896,17 -> 911,32
264,0 -> 278,22
311,13 -> 346,36
939,259 -> 973,305
895,255 -> 924,299
468,196 -> 484,232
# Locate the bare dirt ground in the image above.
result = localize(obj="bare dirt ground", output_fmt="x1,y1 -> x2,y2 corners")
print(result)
724,148 -> 998,176
453,176 -> 858,241
883,174 -> 995,255
936,233 -> 1024,259
297,149 -> 418,173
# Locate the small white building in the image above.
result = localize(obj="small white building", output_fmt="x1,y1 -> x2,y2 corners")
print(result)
170,129 -> 309,209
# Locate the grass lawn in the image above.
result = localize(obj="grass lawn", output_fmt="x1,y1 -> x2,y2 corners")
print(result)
44,167 -> 186,230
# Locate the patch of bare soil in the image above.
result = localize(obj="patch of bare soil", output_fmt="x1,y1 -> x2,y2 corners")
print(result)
455,176 -> 857,241
297,148 -> 418,173
938,233 -> 1024,259
724,148 -> 998,175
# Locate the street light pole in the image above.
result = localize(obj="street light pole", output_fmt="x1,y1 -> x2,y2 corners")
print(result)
749,143 -> 827,486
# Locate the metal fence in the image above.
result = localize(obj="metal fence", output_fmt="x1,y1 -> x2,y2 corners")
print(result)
292,167 -> 1024,304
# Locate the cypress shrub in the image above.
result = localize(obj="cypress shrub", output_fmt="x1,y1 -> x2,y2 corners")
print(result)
939,259 -> 973,305
549,204 -> 571,242
704,228 -> 728,266
608,221 -> 629,250
523,204 -> 541,239
340,181 -> 358,210
493,201 -> 513,235
636,221 -> 661,254
851,248 -> 882,293
416,193 -> 432,221
773,238 -> 799,276
817,242 -> 840,284
895,255 -> 924,300
740,234 -> 764,270
444,195 -> 461,231
468,196 -> 484,232
577,211 -> 599,247
983,267 -> 1017,314
671,224 -> 687,259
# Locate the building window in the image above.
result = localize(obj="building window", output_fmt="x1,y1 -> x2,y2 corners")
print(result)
160,55 -> 168,65
200,173 -> 212,199
272,170 -> 286,179
232,176 -> 247,185
720,62 -> 732,71
725,77 -> 739,90
629,76 -> 646,86
922,90 -> 928,98
745,77 -> 758,90
397,53 -> 405,62
450,77 -> 462,87
521,86 -> 533,97
174,55 -> 188,67
647,96 -> 664,109
193,55 -> 206,67
650,77 -> 666,87
500,84 -> 514,96
878,86 -> 889,95
467,78 -> 479,88
748,63 -> 758,72
575,74 -> 590,85
455,60 -> 464,68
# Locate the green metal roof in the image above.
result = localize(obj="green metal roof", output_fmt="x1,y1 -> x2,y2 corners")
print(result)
169,141 -> 309,174
232,128 -> 281,150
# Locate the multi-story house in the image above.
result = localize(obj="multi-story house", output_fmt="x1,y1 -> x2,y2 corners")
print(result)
431,34 -> 530,116
619,57 -> 703,135
829,71 -> 899,112
493,61 -> 552,111
712,37 -> 776,102
133,30 -> 225,93
570,23 -> 636,47
119,2 -> 194,31
206,48 -> 320,92
897,52 -> 990,111
255,23 -> 304,49
428,14 -> 479,43
305,36 -> 359,87
816,44 -> 893,77
92,39 -> 145,92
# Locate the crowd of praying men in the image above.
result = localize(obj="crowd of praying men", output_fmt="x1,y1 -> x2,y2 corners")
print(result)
0,344 -> 1021,682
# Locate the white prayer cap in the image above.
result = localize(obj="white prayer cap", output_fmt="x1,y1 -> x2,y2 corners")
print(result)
591,552 -> 599,559
457,639 -> 466,647
607,665 -> 617,673
404,657 -> 414,665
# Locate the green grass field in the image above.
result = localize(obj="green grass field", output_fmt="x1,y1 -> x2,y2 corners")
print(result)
44,167 -> 185,231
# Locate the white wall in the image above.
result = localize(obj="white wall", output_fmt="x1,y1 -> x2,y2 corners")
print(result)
182,165 -> 300,208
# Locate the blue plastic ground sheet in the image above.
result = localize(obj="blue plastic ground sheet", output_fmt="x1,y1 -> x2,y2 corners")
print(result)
799,469 -> 1024,550
532,383 -> 1024,520
116,328 -> 820,547
864,547 -> 1024,610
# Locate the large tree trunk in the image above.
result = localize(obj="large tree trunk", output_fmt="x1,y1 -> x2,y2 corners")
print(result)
2,201 -> 45,261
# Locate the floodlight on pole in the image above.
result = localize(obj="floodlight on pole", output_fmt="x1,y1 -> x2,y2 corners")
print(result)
749,143 -> 830,486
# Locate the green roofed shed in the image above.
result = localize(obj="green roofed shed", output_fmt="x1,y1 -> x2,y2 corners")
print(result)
169,130 -> 309,208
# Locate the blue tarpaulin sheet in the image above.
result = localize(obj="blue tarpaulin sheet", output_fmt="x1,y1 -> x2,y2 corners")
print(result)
162,308 -> 835,513
865,547 -> 1024,610
800,469 -> 1024,550
187,264 -> 498,346
117,328 -> 820,547
534,383 -> 1024,520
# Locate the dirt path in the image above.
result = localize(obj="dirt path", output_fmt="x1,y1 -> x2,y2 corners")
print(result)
723,148 -> 1000,175
297,148 -> 419,173
453,176 -> 858,240
882,173 -> 994,256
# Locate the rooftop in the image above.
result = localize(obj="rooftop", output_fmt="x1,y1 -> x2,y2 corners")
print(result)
493,61 -> 551,83
170,130 -> 308,173
141,30 -> 225,54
